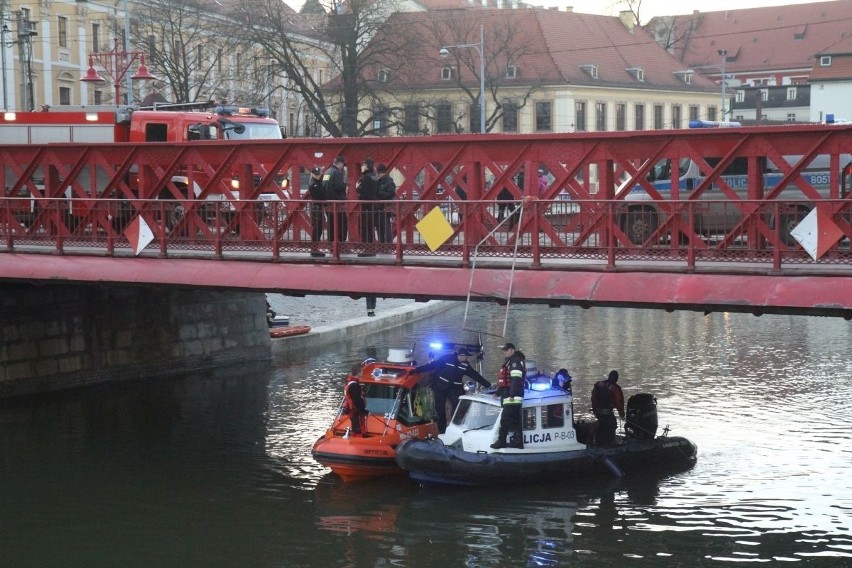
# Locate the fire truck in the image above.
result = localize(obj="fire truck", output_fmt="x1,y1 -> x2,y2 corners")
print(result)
0,103 -> 289,231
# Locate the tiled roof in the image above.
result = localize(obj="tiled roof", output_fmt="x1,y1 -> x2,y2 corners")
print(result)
368,8 -> 717,92
650,0 -> 852,73
809,35 -> 852,80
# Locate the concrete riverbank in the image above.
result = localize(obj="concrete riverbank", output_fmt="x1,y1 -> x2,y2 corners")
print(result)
267,294 -> 457,355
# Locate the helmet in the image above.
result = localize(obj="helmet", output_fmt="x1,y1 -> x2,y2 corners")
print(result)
361,357 -> 376,367
311,166 -> 322,175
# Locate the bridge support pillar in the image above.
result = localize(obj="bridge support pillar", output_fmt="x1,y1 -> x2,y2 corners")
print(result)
0,283 -> 272,398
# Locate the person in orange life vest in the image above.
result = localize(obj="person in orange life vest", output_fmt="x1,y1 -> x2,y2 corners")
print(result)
591,370 -> 625,445
491,342 -> 526,449
414,348 -> 491,434
343,361 -> 370,437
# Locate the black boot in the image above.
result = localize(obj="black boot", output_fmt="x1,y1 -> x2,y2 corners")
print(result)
508,431 -> 524,449
490,428 -> 507,449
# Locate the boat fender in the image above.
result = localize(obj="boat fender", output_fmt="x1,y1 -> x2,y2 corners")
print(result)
603,457 -> 624,478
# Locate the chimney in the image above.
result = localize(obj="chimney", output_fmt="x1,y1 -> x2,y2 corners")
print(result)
565,6 -> 573,11
619,10 -> 635,32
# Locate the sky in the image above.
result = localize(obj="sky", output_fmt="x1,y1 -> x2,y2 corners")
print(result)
284,0 -> 835,22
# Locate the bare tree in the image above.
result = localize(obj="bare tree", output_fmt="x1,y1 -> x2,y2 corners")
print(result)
232,0 -> 414,137
131,0 -> 243,104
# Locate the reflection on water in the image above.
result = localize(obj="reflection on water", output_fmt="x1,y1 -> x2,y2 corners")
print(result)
0,304 -> 850,566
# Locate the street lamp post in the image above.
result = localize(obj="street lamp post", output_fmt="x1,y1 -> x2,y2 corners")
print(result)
81,37 -> 155,104
439,24 -> 485,134
718,49 -> 728,119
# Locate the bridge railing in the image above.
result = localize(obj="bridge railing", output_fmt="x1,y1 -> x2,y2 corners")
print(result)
2,196 -> 849,271
2,124 -> 851,271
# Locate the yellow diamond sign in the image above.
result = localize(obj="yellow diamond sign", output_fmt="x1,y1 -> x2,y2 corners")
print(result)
416,207 -> 454,252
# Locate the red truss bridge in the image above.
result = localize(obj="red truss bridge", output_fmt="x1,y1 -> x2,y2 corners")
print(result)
1,124 -> 851,318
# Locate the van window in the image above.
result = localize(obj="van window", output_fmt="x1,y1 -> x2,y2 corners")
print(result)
145,123 -> 168,142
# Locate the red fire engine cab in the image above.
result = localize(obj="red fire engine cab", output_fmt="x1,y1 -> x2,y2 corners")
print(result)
0,103 -> 289,231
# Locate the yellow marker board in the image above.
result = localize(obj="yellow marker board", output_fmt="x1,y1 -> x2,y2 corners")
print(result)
416,207 -> 454,252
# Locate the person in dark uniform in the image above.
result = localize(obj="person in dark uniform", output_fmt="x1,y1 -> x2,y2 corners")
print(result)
343,363 -> 369,437
591,370 -> 625,445
491,342 -> 526,449
322,156 -> 348,244
414,348 -> 491,434
356,158 -> 378,255
307,166 -> 327,257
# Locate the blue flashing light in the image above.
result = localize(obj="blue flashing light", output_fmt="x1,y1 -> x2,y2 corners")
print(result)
429,341 -> 444,350
528,379 -> 550,392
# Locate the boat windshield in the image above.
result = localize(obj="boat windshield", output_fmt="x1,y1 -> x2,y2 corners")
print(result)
451,399 -> 501,431
362,384 -> 435,426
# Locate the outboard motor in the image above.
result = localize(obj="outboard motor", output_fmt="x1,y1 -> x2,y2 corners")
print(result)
625,393 -> 658,440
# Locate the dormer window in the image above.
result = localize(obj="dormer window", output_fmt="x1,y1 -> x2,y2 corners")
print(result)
506,65 -> 518,79
441,66 -> 453,80
377,69 -> 390,83
820,55 -> 832,66
674,70 -> 693,85
580,64 -> 598,79
626,67 -> 644,81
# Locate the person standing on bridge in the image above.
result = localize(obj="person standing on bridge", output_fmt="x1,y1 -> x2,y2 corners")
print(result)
322,156 -> 348,244
308,166 -> 327,257
356,158 -> 379,256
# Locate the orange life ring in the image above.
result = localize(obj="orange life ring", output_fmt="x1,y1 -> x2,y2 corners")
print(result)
269,325 -> 312,338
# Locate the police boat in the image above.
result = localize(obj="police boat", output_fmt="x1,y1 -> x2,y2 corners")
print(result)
394,374 -> 697,486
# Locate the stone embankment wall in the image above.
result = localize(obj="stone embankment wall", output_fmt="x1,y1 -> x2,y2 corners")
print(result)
0,284 -> 271,398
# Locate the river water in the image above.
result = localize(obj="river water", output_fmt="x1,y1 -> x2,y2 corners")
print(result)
1,304 -> 850,567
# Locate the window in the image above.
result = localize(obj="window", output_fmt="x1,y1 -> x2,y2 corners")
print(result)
58,16 -> 67,48
94,90 -> 102,105
787,87 -> 797,100
469,103 -> 481,133
615,103 -> 625,131
403,104 -> 419,134
522,407 -> 537,430
595,101 -> 606,131
759,89 -> 768,102
378,69 -> 390,83
672,104 -> 682,128
535,101 -> 552,132
435,102 -> 453,133
506,65 -> 517,79
735,90 -> 745,102
92,23 -> 100,52
627,67 -> 644,81
59,87 -> 71,105
787,113 -> 797,122
372,107 -> 389,135
145,123 -> 169,142
575,101 -> 586,131
820,55 -> 832,66
441,67 -> 453,80
634,103 -> 645,130
689,105 -> 699,121
654,104 -> 664,129
707,106 -> 718,121
502,101 -> 518,132
217,48 -> 222,74
149,36 -> 158,66
542,404 -> 565,429
580,64 -> 598,79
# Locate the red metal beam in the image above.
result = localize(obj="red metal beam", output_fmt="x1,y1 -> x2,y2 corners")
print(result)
1,253 -> 849,318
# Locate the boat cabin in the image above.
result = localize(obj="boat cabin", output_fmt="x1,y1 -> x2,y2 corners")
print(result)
440,378 -> 586,453
358,361 -> 437,428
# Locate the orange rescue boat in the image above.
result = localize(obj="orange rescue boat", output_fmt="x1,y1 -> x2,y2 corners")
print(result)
311,349 -> 439,481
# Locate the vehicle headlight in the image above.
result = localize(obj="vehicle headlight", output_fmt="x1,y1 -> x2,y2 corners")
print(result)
231,178 -> 240,190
